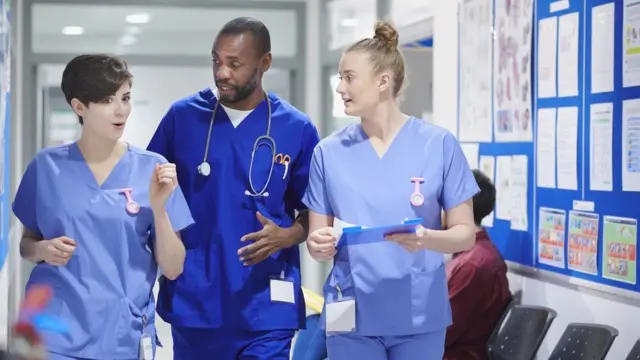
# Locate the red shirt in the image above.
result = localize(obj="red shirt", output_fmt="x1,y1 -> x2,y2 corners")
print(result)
444,229 -> 511,360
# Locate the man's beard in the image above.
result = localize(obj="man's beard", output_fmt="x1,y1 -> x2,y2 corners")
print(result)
216,68 -> 260,104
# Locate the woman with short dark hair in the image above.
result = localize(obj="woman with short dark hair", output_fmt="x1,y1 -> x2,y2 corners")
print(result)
12,54 -> 194,360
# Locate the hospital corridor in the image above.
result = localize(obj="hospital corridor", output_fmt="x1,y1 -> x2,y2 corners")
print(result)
1,0 -> 640,360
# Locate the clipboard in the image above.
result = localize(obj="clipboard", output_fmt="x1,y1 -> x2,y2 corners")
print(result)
338,218 -> 423,247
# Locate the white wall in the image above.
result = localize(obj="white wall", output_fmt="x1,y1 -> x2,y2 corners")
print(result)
433,2 -> 640,359
327,0 -> 376,51
303,0 -> 324,295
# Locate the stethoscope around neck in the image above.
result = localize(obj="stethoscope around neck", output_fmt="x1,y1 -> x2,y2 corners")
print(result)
197,91 -> 275,198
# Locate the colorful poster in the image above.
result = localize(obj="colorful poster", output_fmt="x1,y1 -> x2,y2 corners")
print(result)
538,208 -> 566,268
567,211 -> 599,275
603,216 -> 638,284
493,0 -> 534,142
458,0 -> 493,142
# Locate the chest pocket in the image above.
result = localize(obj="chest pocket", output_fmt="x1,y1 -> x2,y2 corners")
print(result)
251,147 -> 291,196
245,146 -> 293,223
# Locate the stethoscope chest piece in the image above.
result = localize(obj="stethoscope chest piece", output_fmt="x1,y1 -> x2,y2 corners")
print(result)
198,161 -> 211,177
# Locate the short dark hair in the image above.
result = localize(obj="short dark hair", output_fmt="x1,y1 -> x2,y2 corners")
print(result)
61,54 -> 133,124
472,169 -> 496,226
218,17 -> 271,57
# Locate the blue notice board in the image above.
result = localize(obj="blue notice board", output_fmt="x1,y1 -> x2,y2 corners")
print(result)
457,0 -> 640,293
534,0 -> 640,292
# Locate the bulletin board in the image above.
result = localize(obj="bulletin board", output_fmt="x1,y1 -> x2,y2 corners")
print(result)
534,0 -> 640,293
457,0 -> 536,267
0,0 -> 11,271
457,0 -> 640,294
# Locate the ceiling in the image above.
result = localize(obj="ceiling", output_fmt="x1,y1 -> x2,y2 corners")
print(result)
326,0 -> 434,50
31,4 -> 298,57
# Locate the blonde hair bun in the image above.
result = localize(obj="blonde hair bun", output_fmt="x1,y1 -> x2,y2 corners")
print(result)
373,21 -> 399,50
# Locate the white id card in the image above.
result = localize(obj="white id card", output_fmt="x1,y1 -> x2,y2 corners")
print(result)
325,300 -> 356,332
270,278 -> 295,304
140,333 -> 153,360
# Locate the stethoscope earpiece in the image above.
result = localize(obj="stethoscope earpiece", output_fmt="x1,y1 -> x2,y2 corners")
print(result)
199,92 -> 275,198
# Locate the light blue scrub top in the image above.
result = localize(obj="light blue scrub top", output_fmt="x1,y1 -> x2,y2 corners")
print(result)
12,143 -> 194,359
302,118 -> 480,336
147,88 -> 320,331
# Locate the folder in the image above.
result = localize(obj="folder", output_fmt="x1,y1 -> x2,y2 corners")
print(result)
338,218 -> 423,247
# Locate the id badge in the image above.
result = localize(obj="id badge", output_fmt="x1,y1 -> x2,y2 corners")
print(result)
326,284 -> 356,332
270,270 -> 295,304
139,333 -> 153,360
326,300 -> 356,332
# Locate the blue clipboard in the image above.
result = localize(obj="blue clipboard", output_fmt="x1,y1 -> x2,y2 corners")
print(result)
338,218 -> 423,247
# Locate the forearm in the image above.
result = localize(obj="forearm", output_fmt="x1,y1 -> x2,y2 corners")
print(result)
291,210 -> 309,245
425,224 -> 475,254
20,236 -> 45,263
152,207 -> 185,280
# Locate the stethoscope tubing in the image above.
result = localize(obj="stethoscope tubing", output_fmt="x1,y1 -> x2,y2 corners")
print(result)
199,91 -> 275,197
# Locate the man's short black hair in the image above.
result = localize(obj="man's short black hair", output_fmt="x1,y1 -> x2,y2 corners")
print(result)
218,17 -> 271,57
472,169 -> 496,226
61,54 -> 132,124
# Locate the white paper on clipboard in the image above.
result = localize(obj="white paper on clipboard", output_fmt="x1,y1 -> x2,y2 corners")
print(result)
332,218 -> 358,243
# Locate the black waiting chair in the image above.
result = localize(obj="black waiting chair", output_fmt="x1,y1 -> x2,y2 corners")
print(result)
511,289 -> 523,306
486,290 -> 523,351
487,295 -> 517,353
626,339 -> 640,360
548,323 -> 618,360
487,305 -> 557,360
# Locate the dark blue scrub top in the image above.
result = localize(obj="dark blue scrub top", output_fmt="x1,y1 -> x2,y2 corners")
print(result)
147,88 -> 320,331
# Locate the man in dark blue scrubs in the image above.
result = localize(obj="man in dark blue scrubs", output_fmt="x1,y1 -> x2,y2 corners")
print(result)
147,17 -> 320,360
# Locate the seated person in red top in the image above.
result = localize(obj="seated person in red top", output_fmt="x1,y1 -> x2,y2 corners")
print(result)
444,169 -> 511,360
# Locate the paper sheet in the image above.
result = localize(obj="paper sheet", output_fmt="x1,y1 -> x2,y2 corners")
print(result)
460,143 -> 480,170
495,156 -> 512,220
557,12 -> 580,97
556,107 -> 579,190
536,108 -> 557,188
510,155 -> 529,231
537,16 -> 558,98
623,0 -> 640,87
602,216 -> 638,284
538,207 -> 567,269
622,99 -> 640,191
591,3 -> 615,93
332,218 -> 358,243
459,0 -> 494,142
479,156 -> 496,227
493,0 -> 534,142
589,103 -> 614,191
568,211 -> 600,275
